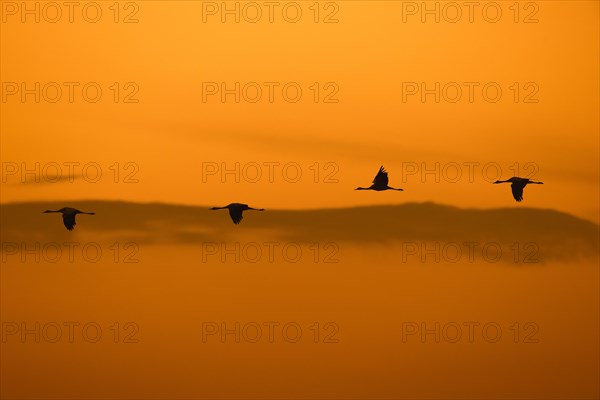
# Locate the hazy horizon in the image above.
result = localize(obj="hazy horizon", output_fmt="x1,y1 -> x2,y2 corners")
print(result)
2,200 -> 598,264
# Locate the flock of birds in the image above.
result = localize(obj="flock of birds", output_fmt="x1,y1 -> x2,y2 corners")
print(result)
43,166 -> 544,230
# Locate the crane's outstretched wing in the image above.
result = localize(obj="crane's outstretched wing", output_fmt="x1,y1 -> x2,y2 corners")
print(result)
229,208 -> 243,224
62,213 -> 76,230
511,182 -> 525,202
372,166 -> 389,187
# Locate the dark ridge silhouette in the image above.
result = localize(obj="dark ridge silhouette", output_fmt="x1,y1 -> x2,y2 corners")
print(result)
42,207 -> 96,231
210,203 -> 264,224
1,201 -> 598,261
494,177 -> 544,202
355,166 -> 403,191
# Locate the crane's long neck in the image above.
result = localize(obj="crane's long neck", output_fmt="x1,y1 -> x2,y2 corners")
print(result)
355,187 -> 371,190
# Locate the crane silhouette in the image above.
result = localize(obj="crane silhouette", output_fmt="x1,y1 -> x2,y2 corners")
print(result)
355,166 -> 403,191
493,177 -> 544,202
43,207 -> 96,231
210,203 -> 264,224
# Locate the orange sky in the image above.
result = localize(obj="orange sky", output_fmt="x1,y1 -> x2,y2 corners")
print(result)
1,4 -> 599,398
1,0 -> 599,222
